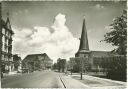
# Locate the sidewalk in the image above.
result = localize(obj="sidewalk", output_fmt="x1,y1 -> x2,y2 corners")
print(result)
69,74 -> 126,89
2,70 -> 48,79
59,74 -> 90,88
2,71 -> 22,79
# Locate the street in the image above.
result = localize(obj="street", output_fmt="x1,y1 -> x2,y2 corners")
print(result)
1,70 -> 64,88
1,70 -> 126,89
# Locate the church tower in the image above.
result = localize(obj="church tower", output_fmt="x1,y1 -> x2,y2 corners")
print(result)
75,16 -> 90,58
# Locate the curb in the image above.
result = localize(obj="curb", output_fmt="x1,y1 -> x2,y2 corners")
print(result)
83,75 -> 126,85
59,76 -> 66,88
69,74 -> 126,89
60,75 -> 90,88
69,74 -> 126,85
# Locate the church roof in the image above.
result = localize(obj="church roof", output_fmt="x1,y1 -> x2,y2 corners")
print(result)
90,51 -> 112,57
78,17 -> 89,51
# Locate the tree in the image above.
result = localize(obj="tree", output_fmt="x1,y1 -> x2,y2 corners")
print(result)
13,54 -> 22,71
103,10 -> 127,55
57,58 -> 61,72
52,63 -> 58,70
61,59 -> 66,72
57,58 -> 66,72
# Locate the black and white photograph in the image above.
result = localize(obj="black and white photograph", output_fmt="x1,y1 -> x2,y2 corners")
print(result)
0,1 -> 127,88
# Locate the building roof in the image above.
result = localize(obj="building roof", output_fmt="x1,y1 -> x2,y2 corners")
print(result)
90,51 -> 112,57
23,53 -> 52,62
1,18 -> 14,34
6,17 -> 12,30
78,17 -> 89,51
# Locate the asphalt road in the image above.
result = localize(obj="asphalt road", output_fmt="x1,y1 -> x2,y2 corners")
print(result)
1,70 -> 64,88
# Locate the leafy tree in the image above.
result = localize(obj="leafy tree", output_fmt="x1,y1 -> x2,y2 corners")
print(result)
52,63 -> 58,70
103,10 -> 127,55
61,59 -> 66,72
57,58 -> 66,72
13,54 -> 22,71
57,58 -> 61,72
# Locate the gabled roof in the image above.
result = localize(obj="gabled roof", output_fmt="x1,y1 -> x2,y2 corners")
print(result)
23,53 -> 52,62
6,17 -> 12,30
1,18 -> 14,34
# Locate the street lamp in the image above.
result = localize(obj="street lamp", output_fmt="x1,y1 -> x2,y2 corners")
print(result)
80,57 -> 84,80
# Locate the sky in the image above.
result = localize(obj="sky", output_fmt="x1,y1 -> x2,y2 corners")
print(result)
2,1 -> 127,62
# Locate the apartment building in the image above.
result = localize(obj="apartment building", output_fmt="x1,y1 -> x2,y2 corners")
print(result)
1,14 -> 14,73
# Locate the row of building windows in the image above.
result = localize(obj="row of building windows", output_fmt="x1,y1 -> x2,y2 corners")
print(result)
2,44 -> 12,53
1,55 -> 13,61
2,28 -> 12,39
2,29 -> 12,53
2,36 -> 12,47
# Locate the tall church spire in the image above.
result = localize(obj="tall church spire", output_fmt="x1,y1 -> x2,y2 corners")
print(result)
75,16 -> 90,57
79,16 -> 89,52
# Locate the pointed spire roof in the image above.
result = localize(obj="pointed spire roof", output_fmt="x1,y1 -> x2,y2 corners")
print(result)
6,12 -> 12,30
78,16 -> 89,52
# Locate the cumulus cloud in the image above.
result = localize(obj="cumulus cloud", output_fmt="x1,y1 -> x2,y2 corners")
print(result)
12,13 -> 80,62
28,27 -> 51,46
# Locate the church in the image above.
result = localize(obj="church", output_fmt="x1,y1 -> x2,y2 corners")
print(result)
74,17 -> 113,70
